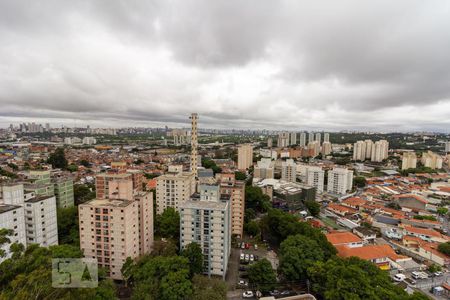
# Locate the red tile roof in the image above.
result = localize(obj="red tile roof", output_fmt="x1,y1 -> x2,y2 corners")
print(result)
336,244 -> 405,261
326,232 -> 362,245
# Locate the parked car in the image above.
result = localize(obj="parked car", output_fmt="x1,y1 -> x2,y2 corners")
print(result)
240,253 -> 245,261
434,271 -> 443,277
281,290 -> 295,296
243,291 -> 254,298
393,274 -> 406,282
239,280 -> 248,286
245,243 -> 251,249
241,243 -> 246,249
245,254 -> 250,263
254,244 -> 258,250
250,254 -> 254,262
269,290 -> 280,296
254,255 -> 259,261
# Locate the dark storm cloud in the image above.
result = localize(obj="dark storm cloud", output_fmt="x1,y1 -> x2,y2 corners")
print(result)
0,0 -> 450,131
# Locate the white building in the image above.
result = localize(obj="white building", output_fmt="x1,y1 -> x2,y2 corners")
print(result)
254,158 -> 275,180
364,140 -> 374,159
179,185 -> 231,279
315,133 -> 322,145
24,195 -> 58,246
402,152 -> 417,170
290,132 -> 297,146
0,205 -> 26,263
259,149 -> 277,160
305,166 -> 325,193
0,183 -> 24,206
277,132 -> 290,147
421,151 -> 443,169
82,136 -> 97,145
308,132 -> 314,143
327,168 -> 353,195
445,141 -> 450,153
321,141 -> 332,156
371,140 -> 389,162
324,133 -> 330,143
155,166 -> 196,214
281,159 -> 297,182
299,132 -> 306,147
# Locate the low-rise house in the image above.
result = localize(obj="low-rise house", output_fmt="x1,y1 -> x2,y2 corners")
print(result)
401,225 -> 448,243
353,226 -> 377,244
326,231 -> 364,248
341,197 -> 367,210
326,203 -> 357,217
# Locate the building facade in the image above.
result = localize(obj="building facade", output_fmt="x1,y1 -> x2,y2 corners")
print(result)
327,168 -> 354,195
237,144 -> 253,171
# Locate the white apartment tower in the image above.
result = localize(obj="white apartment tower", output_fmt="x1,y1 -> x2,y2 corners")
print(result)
290,132 -> 297,146
327,168 -> 354,195
353,141 -> 366,161
0,205 -> 26,263
324,133 -> 330,143
371,140 -> 389,162
254,158 -> 275,180
308,132 -> 315,143
190,113 -> 199,179
277,132 -> 290,147
402,152 -> 417,170
421,151 -> 443,169
179,185 -> 231,279
281,159 -> 297,182
315,133 -> 322,145
364,140 -> 374,159
24,195 -> 58,246
444,141 -> 450,153
299,132 -> 306,147
321,141 -> 332,156
305,166 -> 325,193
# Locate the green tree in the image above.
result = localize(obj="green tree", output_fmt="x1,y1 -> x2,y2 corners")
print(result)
66,164 -> 78,172
248,259 -> 277,293
122,257 -> 135,288
235,171 -> 247,181
438,242 -> 450,256
74,183 -> 96,205
244,220 -> 260,237
155,207 -> 180,239
304,200 -> 321,217
353,176 -> 367,188
279,235 -> 325,281
57,206 -> 79,246
245,186 -> 271,212
0,229 -> 13,258
79,159 -> 91,167
181,242 -> 203,276
191,274 -> 227,300
47,148 -> 68,169
427,264 -> 442,273
151,239 -> 178,257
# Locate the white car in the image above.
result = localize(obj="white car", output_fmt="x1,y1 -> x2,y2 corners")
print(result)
250,254 -> 254,262
393,274 -> 406,282
243,291 -> 254,298
245,254 -> 250,262
240,253 -> 245,260
254,244 -> 258,250
239,280 -> 248,286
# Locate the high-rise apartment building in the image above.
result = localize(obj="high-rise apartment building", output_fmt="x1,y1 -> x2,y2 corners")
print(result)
254,158 -> 275,179
267,137 -> 273,148
281,159 -> 297,182
421,151 -> 443,169
277,132 -> 290,147
52,177 -> 74,208
324,133 -> 330,143
79,179 -> 154,280
445,141 -> 450,153
327,168 -> 353,195
290,132 -> 297,146
307,141 -> 320,157
24,195 -> 58,247
364,140 -> 374,159
299,132 -> 306,147
237,144 -> 253,171
308,132 -> 315,143
155,165 -> 196,214
402,152 -> 417,170
179,185 -> 231,279
371,140 -> 389,162
305,166 -> 325,193
321,141 -> 332,156
353,141 -> 366,161
96,173 -> 132,199
315,133 -> 322,145
217,173 -> 245,238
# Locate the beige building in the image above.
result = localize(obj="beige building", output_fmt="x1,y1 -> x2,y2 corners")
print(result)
421,151 -> 443,169
217,173 -> 245,237
402,152 -> 417,170
79,179 -> 154,280
321,141 -> 332,156
353,141 -> 366,161
305,166 -> 325,193
281,159 -> 296,182
237,144 -> 253,171
155,165 -> 196,214
254,158 -> 275,180
371,140 -> 389,162
327,168 -> 353,195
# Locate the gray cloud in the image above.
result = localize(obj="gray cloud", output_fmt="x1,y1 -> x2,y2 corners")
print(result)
0,0 -> 450,131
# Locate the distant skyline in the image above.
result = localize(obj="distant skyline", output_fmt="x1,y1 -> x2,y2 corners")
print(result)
1,1 -> 450,132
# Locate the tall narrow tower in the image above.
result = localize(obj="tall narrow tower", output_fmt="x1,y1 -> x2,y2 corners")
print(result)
190,113 -> 198,178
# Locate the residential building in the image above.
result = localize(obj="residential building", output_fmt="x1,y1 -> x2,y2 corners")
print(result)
96,173 -> 132,199
305,166 -> 325,193
52,177 -> 74,208
353,141 -> 366,161
82,136 -> 97,145
28,170 -> 51,185
277,132 -> 290,147
364,140 -> 374,159
401,152 -> 417,170
254,158 -> 275,179
155,165 -> 196,214
445,141 -> 450,153
281,159 -> 296,182
24,195 -> 58,247
308,132 -> 314,143
0,183 -> 24,205
217,173 -> 245,238
315,132 -> 321,145
267,137 -> 273,148
327,168 -> 353,195
321,141 -> 332,156
326,231 -> 363,248
179,184 -> 231,279
237,144 -> 253,171
421,151 -> 443,169
190,113 -> 199,178
299,132 -> 306,147
324,133 -> 330,143
79,180 -> 154,280
307,141 -> 320,157
169,129 -> 190,146
371,140 -> 389,162
0,205 -> 26,263
290,132 -> 297,146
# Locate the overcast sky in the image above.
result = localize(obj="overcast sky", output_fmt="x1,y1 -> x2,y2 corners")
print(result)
1,1 -> 450,132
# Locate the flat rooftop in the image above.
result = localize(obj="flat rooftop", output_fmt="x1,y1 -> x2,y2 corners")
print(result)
180,199 -> 228,210
0,204 -> 22,214
25,195 -> 55,203
83,198 -> 134,208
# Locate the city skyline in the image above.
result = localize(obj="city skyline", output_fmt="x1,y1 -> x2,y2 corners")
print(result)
1,1 -> 450,132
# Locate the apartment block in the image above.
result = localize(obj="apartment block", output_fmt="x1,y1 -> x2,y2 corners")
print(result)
421,151 -> 443,169
321,141 -> 332,156
24,195 -> 58,247
254,158 -> 275,180
155,166 -> 196,214
217,173 -> 245,238
353,141 -> 366,161
0,183 -> 24,206
237,144 -> 253,170
327,168 -> 353,195
53,177 -> 74,208
95,173 -> 132,199
0,205 -> 26,263
277,132 -> 290,147
281,159 -> 297,182
371,140 -> 389,162
299,132 -> 306,147
290,132 -> 297,146
402,152 -> 417,170
179,185 -> 231,279
305,166 -> 325,193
